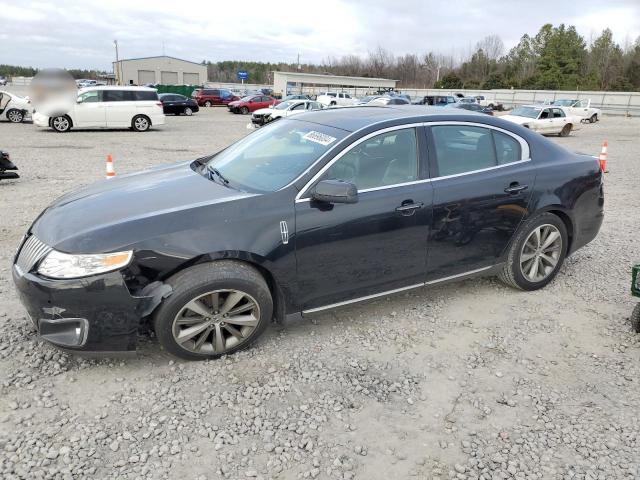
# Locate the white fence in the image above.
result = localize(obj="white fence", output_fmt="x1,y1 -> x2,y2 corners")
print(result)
398,88 -> 640,116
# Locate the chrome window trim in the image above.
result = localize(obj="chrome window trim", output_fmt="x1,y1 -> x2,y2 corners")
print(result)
429,158 -> 532,182
302,265 -> 493,314
295,122 -> 424,203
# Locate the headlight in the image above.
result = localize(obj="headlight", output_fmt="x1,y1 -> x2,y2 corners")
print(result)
37,250 -> 133,279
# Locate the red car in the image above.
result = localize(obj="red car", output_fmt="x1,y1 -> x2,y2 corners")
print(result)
228,95 -> 279,114
191,88 -> 239,107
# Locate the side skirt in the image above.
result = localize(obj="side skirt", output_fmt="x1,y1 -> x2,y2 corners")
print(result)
300,264 -> 503,315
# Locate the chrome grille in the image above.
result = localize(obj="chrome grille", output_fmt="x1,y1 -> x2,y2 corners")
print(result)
15,235 -> 51,274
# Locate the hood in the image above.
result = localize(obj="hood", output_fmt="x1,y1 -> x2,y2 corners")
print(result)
228,100 -> 241,107
32,160 -> 256,253
253,107 -> 275,115
500,115 -> 532,125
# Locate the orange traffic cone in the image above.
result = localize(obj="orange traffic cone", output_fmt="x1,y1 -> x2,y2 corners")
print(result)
598,141 -> 608,173
105,154 -> 115,179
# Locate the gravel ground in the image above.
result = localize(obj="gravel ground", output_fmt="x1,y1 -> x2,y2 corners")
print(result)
1,101 -> 640,480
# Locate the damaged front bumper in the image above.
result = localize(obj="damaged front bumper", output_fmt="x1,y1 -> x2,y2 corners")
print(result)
12,266 -> 170,353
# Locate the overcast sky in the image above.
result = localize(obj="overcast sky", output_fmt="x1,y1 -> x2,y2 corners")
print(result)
1,0 -> 639,70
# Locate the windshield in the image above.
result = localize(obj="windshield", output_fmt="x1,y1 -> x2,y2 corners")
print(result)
205,120 -> 348,193
552,99 -> 575,106
275,101 -> 296,110
511,106 -> 541,119
240,96 -> 255,102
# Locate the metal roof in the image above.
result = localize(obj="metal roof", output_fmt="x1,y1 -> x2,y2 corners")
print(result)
113,56 -> 205,67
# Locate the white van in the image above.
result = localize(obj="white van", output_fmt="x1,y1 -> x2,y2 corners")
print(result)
33,86 -> 165,132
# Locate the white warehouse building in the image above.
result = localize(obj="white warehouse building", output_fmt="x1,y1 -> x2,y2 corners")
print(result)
273,71 -> 397,97
113,56 -> 207,86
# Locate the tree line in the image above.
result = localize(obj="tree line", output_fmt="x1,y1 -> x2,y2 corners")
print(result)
3,24 -> 639,91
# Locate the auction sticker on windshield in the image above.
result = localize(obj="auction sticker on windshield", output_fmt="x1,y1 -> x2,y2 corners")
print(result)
303,131 -> 337,146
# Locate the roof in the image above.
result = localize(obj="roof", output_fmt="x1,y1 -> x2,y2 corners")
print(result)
289,105 -> 490,132
78,86 -> 157,92
273,71 -> 397,82
114,55 -> 205,67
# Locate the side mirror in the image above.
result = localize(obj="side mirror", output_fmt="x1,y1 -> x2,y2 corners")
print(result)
311,180 -> 358,204
76,97 -> 82,103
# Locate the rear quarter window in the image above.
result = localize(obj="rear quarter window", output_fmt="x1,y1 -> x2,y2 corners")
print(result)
134,91 -> 158,101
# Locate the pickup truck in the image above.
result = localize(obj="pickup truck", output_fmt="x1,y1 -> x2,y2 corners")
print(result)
316,92 -> 358,107
475,95 -> 503,111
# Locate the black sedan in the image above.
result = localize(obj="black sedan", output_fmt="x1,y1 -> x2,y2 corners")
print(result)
158,93 -> 199,116
13,107 -> 604,359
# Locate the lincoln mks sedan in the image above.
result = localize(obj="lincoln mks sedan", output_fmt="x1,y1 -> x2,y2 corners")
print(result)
13,106 -> 604,360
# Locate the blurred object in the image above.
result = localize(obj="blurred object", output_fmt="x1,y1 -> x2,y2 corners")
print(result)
29,68 -> 76,116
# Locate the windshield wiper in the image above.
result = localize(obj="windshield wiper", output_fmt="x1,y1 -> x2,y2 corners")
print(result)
206,165 -> 231,186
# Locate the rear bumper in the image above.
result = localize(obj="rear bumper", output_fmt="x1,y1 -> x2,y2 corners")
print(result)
12,266 -> 142,352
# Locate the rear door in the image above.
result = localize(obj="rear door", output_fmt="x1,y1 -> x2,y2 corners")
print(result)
425,123 -> 535,281
104,90 -> 134,127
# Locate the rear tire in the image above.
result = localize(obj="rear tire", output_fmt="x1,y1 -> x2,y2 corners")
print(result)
631,304 -> 640,333
559,124 -> 572,137
153,261 -> 273,360
498,212 -> 568,291
7,109 -> 24,123
132,115 -> 150,132
51,115 -> 71,132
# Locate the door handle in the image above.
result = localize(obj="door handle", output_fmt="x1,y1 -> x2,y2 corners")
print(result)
504,183 -> 528,194
396,202 -> 423,215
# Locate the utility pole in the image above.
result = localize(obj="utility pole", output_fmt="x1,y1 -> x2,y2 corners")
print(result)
114,40 -> 120,85
297,53 -> 301,71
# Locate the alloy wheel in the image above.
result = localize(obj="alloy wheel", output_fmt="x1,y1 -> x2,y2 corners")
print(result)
53,116 -> 69,131
8,110 -> 23,123
171,289 -> 260,355
134,117 -> 149,131
519,224 -> 562,282
184,107 -> 193,116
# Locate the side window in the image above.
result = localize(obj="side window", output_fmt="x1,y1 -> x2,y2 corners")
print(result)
540,109 -> 550,119
134,91 -> 158,101
291,103 -> 306,110
102,90 -> 126,102
321,128 -> 418,190
344,94 -> 351,99
552,108 -> 565,118
431,125 -> 496,177
493,131 -> 522,165
78,90 -> 100,103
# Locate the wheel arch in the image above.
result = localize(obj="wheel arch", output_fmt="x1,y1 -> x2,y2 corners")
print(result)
150,251 -> 289,323
532,205 -> 575,254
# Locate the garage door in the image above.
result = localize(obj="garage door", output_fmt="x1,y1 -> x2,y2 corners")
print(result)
161,71 -> 179,84
138,70 -> 156,85
183,72 -> 200,85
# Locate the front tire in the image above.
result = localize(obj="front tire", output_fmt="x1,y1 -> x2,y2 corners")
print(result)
184,107 -> 193,116
559,124 -> 572,137
7,109 -> 24,123
589,114 -> 597,123
153,261 -> 273,360
240,106 -> 249,115
132,115 -> 150,132
204,101 -> 212,107
498,212 -> 568,291
51,115 -> 71,132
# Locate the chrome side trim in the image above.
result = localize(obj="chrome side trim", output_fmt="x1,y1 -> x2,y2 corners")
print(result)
302,265 -> 494,314
295,123 -> 424,202
425,265 -> 493,285
295,178 -> 432,203
302,283 -> 424,314
430,158 -> 532,182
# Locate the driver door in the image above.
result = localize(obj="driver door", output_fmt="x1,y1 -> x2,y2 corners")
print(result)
74,90 -> 106,128
294,126 -> 433,311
